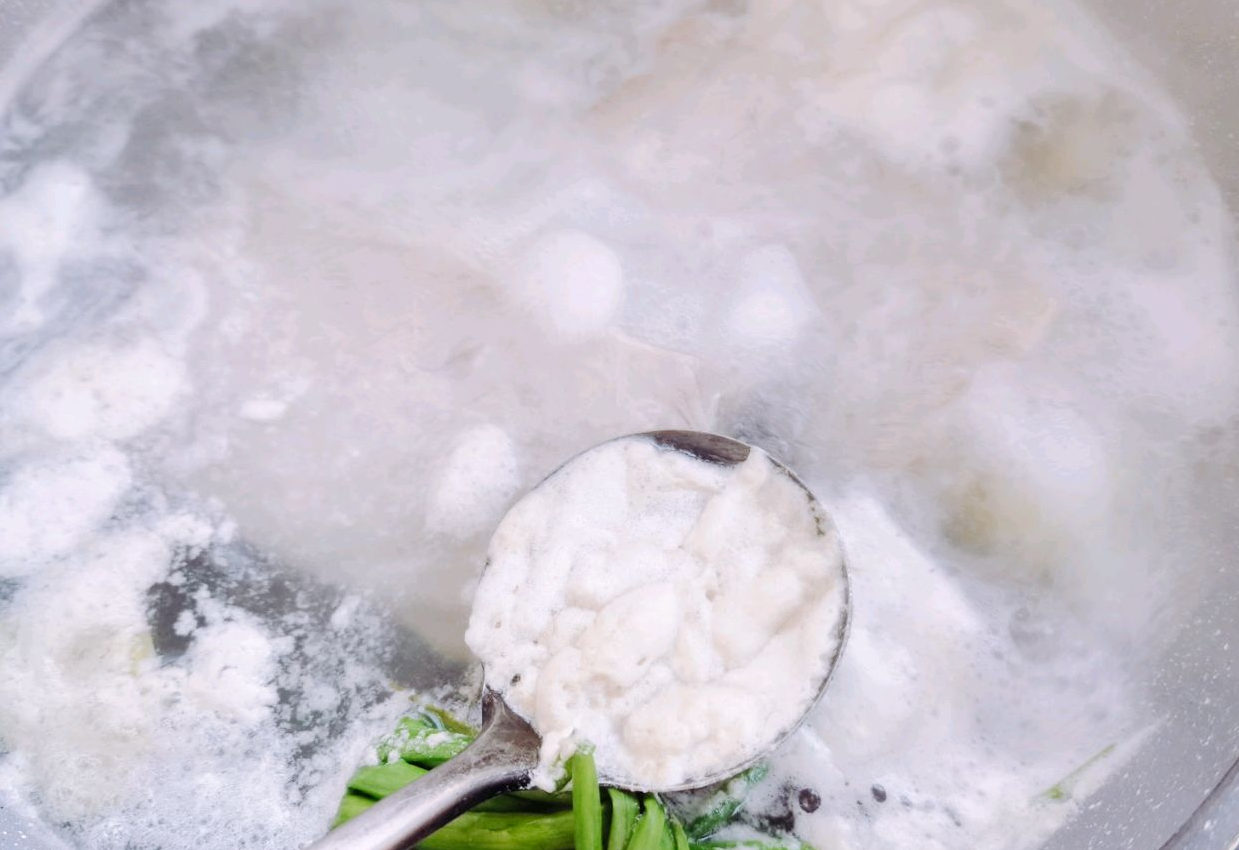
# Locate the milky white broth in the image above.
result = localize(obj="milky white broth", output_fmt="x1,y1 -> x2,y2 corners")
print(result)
0,0 -> 1236,849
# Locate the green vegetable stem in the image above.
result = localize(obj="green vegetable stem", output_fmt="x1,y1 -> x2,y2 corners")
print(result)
685,764 -> 769,839
332,793 -> 376,827
607,788 -> 640,850
572,746 -> 604,850
672,821 -> 691,850
332,706 -> 804,850
625,796 -> 669,850
334,797 -> 575,849
422,704 -> 479,736
418,810 -> 577,850
348,761 -> 428,799
378,715 -> 473,767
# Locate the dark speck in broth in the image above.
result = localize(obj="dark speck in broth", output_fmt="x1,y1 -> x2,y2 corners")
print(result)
797,788 -> 821,813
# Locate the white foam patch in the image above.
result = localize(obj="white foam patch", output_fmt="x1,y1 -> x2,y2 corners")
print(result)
468,436 -> 846,789
12,338 -> 188,442
0,161 -> 98,334
0,445 -> 132,576
0,506 -> 399,849
775,495 -> 1142,850
726,244 -> 818,349
508,229 -> 626,340
425,424 -> 521,539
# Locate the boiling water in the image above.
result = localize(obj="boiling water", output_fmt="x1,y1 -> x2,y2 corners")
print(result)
0,0 -> 1236,849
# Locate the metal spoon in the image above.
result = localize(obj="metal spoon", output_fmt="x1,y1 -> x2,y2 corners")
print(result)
306,430 -> 851,850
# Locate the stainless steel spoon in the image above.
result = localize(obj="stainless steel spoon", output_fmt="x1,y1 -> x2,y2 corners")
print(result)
306,430 -> 851,850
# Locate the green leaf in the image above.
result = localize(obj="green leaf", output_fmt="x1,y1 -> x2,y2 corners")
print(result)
379,715 -> 473,767
625,796 -> 668,850
375,715 -> 436,763
607,788 -> 640,850
1036,743 -> 1116,803
685,764 -> 770,839
423,704 -> 479,737
331,706 -> 788,850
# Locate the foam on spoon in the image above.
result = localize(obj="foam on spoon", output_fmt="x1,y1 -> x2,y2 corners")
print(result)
466,436 -> 847,789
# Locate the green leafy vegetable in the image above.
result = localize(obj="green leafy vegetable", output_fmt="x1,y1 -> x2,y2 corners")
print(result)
423,704 -> 479,737
625,796 -> 668,850
572,747 -> 603,850
333,793 -> 376,827
374,715 -> 434,762
660,807 -> 677,850
685,764 -> 769,839
511,788 -> 573,807
607,788 -> 640,850
475,796 -> 546,814
335,795 -> 574,849
378,715 -> 474,767
418,810 -> 577,850
348,761 -> 428,799
332,706 -> 807,850
672,821 -> 691,850
1037,743 -> 1116,802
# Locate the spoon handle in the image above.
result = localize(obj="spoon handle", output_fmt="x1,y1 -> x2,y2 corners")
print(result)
305,691 -> 540,850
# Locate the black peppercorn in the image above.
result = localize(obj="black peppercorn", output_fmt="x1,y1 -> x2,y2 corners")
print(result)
798,788 -> 821,813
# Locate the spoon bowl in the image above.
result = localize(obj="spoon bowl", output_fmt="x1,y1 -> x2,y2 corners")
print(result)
600,430 -> 852,793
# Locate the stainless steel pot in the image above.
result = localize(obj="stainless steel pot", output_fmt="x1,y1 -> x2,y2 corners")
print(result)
0,2 -> 1235,849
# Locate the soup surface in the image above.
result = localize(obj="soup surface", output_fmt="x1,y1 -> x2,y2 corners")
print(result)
0,1 -> 1236,849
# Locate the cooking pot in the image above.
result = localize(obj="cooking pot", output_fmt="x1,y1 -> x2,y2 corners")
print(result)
0,1 -> 1236,849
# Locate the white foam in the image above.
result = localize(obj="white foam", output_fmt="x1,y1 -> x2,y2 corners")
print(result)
778,495 -> 1141,850
425,424 -> 521,539
0,161 -> 97,334
0,445 -> 132,576
726,245 -> 818,350
11,338 -> 188,442
239,398 -> 289,422
467,437 -> 847,789
0,0 -> 1233,847
509,229 -> 626,340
